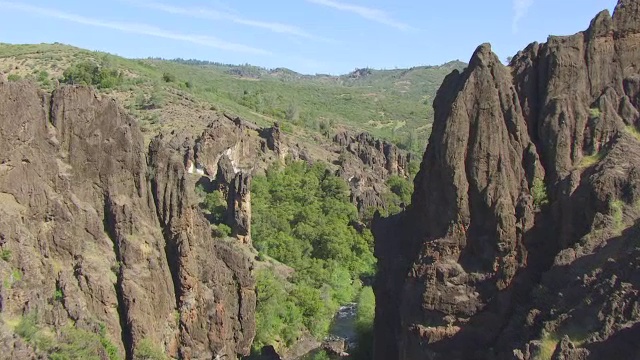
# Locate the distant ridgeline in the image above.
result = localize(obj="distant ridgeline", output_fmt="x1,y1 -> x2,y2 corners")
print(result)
0,42 -> 465,154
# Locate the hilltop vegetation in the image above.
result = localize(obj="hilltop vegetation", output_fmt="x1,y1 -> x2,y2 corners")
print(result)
0,42 -> 464,152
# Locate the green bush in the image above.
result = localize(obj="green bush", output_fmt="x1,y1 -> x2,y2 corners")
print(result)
202,190 -> 227,223
531,177 -> 549,208
7,73 -> 21,82
611,199 -> 624,233
279,121 -> 293,134
254,270 -> 304,349
134,89 -> 164,110
50,327 -> 107,360
310,351 -> 331,360
351,287 -> 375,359
54,289 -> 64,302
61,61 -> 97,85
386,175 -> 413,204
0,249 -> 11,261
37,70 -> 49,81
134,338 -> 167,360
213,223 -> 232,238
579,151 -> 605,169
61,61 -> 122,89
589,107 -> 602,119
408,159 -> 420,179
161,72 -> 176,83
626,125 -> 640,141
15,313 -> 38,341
99,323 -> 121,360
37,70 -> 50,86
15,313 -> 123,360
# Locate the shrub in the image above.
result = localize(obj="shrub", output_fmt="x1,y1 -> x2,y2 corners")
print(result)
531,177 -> 549,208
202,190 -> 227,223
37,70 -> 48,80
0,249 -> 11,261
386,175 -> 413,204
148,89 -> 164,109
51,327 -> 107,360
7,73 -> 21,82
99,323 -> 121,360
408,159 -> 420,179
161,72 -> 176,83
134,89 -> 164,110
589,107 -> 602,119
611,199 -> 624,233
579,151 -> 604,169
61,61 -> 122,89
538,332 -> 559,360
61,61 -> 98,85
16,313 -> 123,360
626,125 -> 640,141
54,289 -> 64,302
15,313 -> 38,341
4,269 -> 22,288
213,223 -> 232,238
279,121 -> 293,134
351,287 -> 375,359
134,339 -> 167,360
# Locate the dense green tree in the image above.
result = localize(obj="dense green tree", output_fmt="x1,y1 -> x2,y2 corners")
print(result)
251,161 -> 376,351
61,60 -> 122,89
387,175 -> 413,204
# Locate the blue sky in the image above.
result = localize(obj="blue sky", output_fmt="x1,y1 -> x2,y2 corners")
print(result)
0,0 -> 617,74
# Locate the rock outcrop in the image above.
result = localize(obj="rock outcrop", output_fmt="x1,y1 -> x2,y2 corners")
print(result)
334,131 -> 411,211
374,1 -> 640,359
0,82 -> 255,359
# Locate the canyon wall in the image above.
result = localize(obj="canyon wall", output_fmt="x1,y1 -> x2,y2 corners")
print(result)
374,1 -> 640,359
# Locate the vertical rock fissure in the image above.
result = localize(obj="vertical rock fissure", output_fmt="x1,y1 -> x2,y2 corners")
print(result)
102,194 -> 134,360
233,271 -> 243,346
148,173 -> 183,310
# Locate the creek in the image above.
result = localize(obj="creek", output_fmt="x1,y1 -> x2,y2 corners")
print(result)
299,303 -> 358,359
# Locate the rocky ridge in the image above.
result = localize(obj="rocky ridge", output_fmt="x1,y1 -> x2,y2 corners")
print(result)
334,131 -> 411,212
374,1 -> 640,359
0,72 -> 413,358
0,81 -> 255,359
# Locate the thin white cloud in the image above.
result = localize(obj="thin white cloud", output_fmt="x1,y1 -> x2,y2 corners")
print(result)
306,0 -> 410,31
0,1 -> 270,55
512,0 -> 534,33
125,0 -> 329,41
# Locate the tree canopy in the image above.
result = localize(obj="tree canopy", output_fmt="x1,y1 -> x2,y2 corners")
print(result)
251,160 -> 376,351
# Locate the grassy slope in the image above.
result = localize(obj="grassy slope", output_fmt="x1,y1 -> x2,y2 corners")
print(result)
0,42 -> 465,152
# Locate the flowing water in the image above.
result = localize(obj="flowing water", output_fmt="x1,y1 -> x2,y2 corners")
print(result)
299,303 -> 358,359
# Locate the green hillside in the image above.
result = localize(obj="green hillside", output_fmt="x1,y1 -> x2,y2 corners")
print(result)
0,42 -> 465,152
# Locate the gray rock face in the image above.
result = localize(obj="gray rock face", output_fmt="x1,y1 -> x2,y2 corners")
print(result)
0,82 -> 256,359
334,131 -> 411,212
373,1 -> 640,359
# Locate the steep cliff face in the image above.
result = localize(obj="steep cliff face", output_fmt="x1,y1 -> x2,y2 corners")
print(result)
334,131 -> 411,211
374,1 -> 640,359
0,81 -> 255,359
